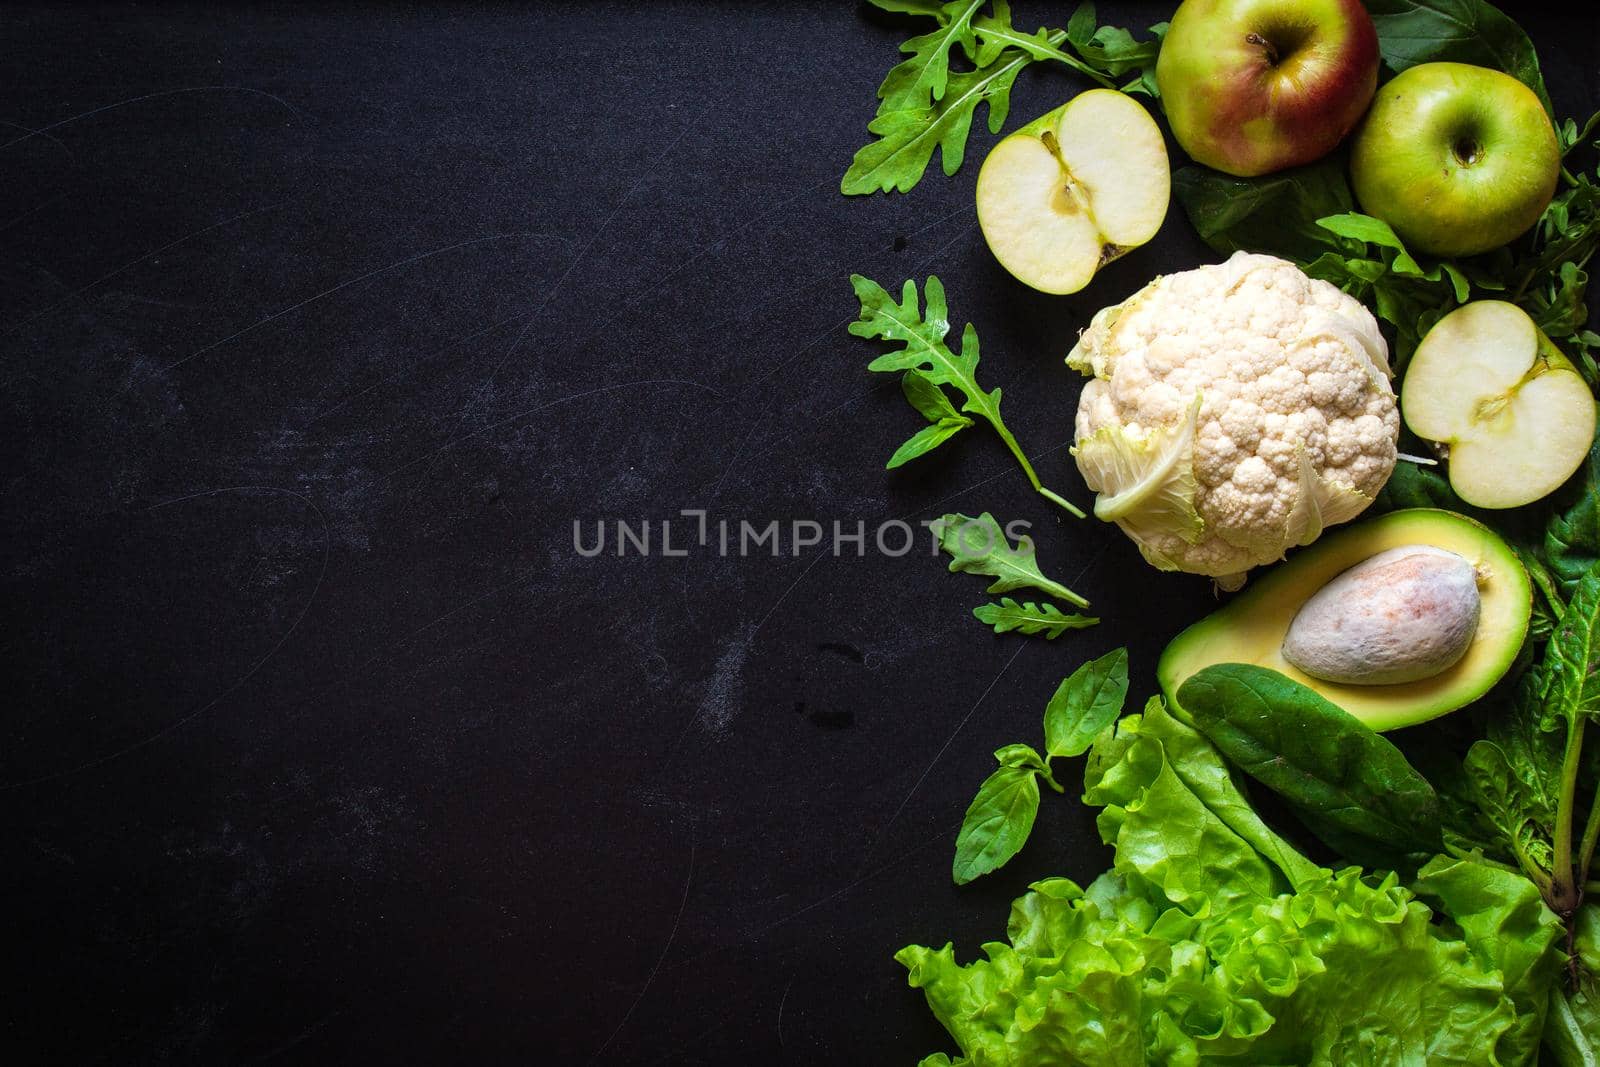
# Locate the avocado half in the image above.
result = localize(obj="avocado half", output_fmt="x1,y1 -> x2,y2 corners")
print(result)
1159,509 -> 1531,732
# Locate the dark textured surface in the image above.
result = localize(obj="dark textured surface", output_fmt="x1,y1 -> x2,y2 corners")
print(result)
3,2 -> 1595,1063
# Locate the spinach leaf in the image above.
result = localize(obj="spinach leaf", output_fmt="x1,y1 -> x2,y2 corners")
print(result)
1171,156 -> 1355,263
952,757 -> 1042,884
933,512 -> 1089,608
1543,562 -> 1600,733
972,598 -> 1098,638
1176,664 -> 1444,863
1546,438 -> 1600,602
1043,647 -> 1128,758
852,275 -> 1083,515
1366,0 -> 1552,117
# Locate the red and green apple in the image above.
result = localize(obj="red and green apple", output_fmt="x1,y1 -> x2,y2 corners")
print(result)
1156,0 -> 1379,177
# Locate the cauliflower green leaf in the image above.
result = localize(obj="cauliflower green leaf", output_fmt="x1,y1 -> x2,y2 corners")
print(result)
1072,393 -> 1206,562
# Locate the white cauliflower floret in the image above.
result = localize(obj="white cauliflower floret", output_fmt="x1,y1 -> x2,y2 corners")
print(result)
1069,251 -> 1399,588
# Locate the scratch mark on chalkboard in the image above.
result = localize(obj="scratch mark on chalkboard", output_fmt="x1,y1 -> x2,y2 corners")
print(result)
776,976 -> 795,1047
0,85 -> 306,152
408,98 -> 714,495
0,485 -> 330,792
0,117 -> 75,159
590,841 -> 696,1064
382,377 -> 728,478
13,200 -> 294,331
868,641 -> 1027,856
696,638 -> 748,733
168,231 -> 568,371
251,1009 -> 342,1063
563,172 -> 837,358
299,309 -> 528,427
0,192 -> 67,236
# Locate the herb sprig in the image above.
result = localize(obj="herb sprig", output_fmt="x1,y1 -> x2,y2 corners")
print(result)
842,1 -> 1166,195
852,275 -> 1085,516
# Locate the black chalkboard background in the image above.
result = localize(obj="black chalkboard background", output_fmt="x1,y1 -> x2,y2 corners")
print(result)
4,3 -> 1596,1063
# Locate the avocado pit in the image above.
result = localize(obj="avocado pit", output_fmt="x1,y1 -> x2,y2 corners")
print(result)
1281,545 -> 1481,686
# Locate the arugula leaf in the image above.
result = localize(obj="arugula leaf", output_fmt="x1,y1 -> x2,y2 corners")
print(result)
1042,647 -> 1128,758
843,1 -> 1165,194
843,44 -> 1036,195
875,0 -> 987,110
972,598 -> 1097,638
932,512 -> 1089,608
952,756 -> 1042,884
851,275 -> 1084,515
1176,664 -> 1444,865
887,370 -> 974,469
1366,0 -> 1553,116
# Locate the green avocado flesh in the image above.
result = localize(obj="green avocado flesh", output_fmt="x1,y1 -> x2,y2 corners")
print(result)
1159,509 -> 1531,732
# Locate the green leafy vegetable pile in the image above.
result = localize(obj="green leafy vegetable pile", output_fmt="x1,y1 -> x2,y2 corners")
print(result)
903,697 -> 1567,1065
838,0 -> 1600,1060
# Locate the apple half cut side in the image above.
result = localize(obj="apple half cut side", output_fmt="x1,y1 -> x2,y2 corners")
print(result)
975,90 -> 1170,295
1401,300 -> 1596,509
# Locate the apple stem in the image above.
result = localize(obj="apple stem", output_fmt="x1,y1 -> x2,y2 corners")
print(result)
1245,32 -> 1279,66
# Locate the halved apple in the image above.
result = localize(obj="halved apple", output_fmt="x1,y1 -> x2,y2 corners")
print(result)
975,90 -> 1170,295
1402,300 -> 1596,509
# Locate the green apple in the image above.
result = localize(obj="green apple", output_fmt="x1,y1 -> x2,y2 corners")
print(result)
1156,0 -> 1379,177
975,90 -> 1169,295
1402,301 -> 1595,509
1350,63 -> 1560,258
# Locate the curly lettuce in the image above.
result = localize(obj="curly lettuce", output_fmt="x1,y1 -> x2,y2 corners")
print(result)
897,701 -> 1564,1066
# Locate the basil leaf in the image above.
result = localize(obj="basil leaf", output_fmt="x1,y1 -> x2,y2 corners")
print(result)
972,598 -> 1099,639
1043,647 -> 1129,758
933,512 -> 1089,609
952,764 -> 1041,885
1176,664 -> 1444,861
1366,0 -> 1552,117
993,742 -> 1048,772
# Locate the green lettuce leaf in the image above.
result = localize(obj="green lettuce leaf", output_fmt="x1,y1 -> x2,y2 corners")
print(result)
900,702 -> 1559,1066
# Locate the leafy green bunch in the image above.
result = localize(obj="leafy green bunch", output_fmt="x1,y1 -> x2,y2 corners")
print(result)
842,0 -> 1166,195
906,692 -> 1567,1066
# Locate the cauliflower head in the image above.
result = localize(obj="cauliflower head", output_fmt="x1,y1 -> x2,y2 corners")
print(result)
1070,251 -> 1399,587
